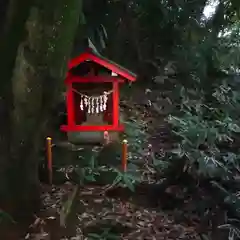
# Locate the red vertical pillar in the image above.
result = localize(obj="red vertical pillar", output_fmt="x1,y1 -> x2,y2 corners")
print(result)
66,84 -> 75,126
112,81 -> 119,127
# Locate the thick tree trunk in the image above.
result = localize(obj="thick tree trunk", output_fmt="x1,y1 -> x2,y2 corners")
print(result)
0,0 -> 82,218
0,0 -> 33,210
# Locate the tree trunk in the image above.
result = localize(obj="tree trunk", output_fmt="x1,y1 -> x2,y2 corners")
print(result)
0,0 -> 82,218
0,0 -> 33,211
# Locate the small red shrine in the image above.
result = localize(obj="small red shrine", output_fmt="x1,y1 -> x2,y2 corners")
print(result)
60,50 -> 136,139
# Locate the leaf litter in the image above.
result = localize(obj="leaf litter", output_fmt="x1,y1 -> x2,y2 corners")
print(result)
23,87 -> 201,239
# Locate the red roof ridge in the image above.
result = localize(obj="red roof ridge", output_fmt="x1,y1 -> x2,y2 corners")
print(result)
68,51 -> 136,82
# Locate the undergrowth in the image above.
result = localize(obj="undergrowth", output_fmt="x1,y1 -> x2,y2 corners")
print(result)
164,80 -> 240,239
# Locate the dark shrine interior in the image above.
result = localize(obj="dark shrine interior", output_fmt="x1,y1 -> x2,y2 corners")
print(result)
69,61 -> 112,76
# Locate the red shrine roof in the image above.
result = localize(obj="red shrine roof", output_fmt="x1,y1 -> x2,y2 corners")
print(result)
68,50 -> 137,82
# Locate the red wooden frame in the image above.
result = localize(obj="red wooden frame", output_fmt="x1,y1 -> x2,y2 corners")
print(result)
66,85 -> 75,126
61,50 -> 137,132
112,81 -> 119,127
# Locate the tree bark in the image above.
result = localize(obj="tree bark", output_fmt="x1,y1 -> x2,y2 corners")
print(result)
0,0 -> 33,210
0,0 -> 82,218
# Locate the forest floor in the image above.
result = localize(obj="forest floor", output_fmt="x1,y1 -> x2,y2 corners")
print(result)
0,86 -> 213,240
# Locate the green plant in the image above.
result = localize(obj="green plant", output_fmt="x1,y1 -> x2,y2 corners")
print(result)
0,209 -> 15,224
75,146 -> 141,191
76,149 -> 100,186
166,79 -> 240,178
87,227 -> 120,240
219,220 -> 240,240
161,67 -> 240,239
123,119 -> 149,158
110,165 -> 141,192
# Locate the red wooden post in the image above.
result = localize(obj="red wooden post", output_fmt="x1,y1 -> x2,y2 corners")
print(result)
66,85 -> 75,126
46,137 -> 53,185
122,140 -> 128,172
112,81 -> 119,127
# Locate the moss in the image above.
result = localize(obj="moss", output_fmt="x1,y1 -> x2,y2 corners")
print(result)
1,0 -> 84,215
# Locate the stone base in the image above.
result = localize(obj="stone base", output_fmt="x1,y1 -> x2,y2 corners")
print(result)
67,112 -> 121,144
67,130 -> 119,144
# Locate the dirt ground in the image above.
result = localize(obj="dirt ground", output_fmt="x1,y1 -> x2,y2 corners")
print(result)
0,86 -> 208,240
